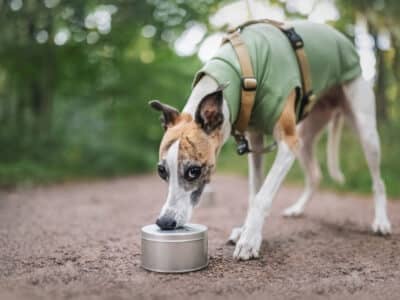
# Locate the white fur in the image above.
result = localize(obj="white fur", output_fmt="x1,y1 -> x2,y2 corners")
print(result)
327,112 -> 345,183
229,131 -> 264,245
342,76 -> 391,234
247,131 -> 265,200
159,140 -> 193,227
233,141 -> 295,259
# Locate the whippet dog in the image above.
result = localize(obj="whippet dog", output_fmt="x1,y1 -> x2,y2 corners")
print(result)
149,24 -> 391,261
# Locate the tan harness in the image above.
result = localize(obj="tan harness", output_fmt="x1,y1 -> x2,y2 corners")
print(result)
222,19 -> 316,155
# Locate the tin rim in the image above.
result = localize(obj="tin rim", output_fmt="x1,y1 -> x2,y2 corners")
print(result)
141,237 -> 205,243
141,259 -> 209,273
141,224 -> 208,241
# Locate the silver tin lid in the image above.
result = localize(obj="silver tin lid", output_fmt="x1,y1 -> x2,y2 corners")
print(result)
141,224 -> 207,242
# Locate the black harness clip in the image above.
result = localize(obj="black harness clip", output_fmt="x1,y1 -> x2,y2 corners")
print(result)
236,135 -> 250,155
282,27 -> 304,50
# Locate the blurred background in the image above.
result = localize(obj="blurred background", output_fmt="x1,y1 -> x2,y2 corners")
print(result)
0,0 -> 399,197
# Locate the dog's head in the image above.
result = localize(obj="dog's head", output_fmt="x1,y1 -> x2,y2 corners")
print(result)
149,85 -> 226,230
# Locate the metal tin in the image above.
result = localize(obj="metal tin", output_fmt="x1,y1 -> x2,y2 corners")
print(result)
141,224 -> 208,273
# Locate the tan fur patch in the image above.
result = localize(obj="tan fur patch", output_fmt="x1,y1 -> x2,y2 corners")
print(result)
159,113 -> 192,157
159,113 -> 222,168
276,89 -> 299,152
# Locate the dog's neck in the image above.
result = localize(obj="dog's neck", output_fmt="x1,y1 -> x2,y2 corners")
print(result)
183,75 -> 232,145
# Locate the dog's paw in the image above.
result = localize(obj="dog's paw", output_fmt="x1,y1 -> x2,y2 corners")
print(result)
372,216 -> 391,235
233,228 -> 262,260
282,204 -> 304,217
227,226 -> 242,245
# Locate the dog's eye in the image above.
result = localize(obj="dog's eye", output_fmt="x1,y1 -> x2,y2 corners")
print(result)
157,165 -> 168,181
185,166 -> 202,181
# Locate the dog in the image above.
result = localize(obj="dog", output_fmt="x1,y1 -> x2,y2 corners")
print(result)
149,20 -> 391,260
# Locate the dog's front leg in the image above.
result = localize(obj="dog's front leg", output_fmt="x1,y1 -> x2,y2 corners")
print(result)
233,90 -> 298,260
229,131 -> 264,244
233,140 -> 295,259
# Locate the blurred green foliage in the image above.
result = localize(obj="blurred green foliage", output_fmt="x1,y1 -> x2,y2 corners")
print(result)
0,0 -> 211,185
0,0 -> 399,198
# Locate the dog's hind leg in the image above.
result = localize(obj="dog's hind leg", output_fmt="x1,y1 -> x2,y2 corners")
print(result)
342,76 -> 391,234
229,131 -> 264,244
283,87 -> 343,217
282,109 -> 329,217
327,112 -> 345,183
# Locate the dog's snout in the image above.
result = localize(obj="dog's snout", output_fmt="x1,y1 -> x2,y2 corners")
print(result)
156,216 -> 177,230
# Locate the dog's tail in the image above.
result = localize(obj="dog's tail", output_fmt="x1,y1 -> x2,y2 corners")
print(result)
327,112 -> 345,184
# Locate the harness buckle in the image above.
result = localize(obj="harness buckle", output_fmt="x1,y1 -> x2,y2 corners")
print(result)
241,77 -> 257,91
233,132 -> 277,155
282,27 -> 304,50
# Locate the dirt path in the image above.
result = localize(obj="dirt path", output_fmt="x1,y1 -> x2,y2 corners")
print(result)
0,175 -> 399,300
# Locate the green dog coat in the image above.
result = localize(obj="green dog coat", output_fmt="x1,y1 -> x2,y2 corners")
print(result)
193,21 -> 362,134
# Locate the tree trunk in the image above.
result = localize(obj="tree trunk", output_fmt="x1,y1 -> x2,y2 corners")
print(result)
393,36 -> 400,122
368,20 -> 388,121
375,49 -> 388,121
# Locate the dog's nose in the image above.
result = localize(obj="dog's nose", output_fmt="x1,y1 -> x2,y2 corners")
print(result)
156,216 -> 177,230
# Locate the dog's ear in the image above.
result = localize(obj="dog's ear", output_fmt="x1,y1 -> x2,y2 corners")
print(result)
149,100 -> 180,130
195,83 -> 228,134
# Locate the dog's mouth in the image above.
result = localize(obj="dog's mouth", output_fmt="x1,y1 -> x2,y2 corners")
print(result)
156,215 -> 188,230
157,202 -> 193,230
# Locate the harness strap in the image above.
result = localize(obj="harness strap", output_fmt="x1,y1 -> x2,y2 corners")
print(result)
222,31 -> 257,133
281,28 -> 316,119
